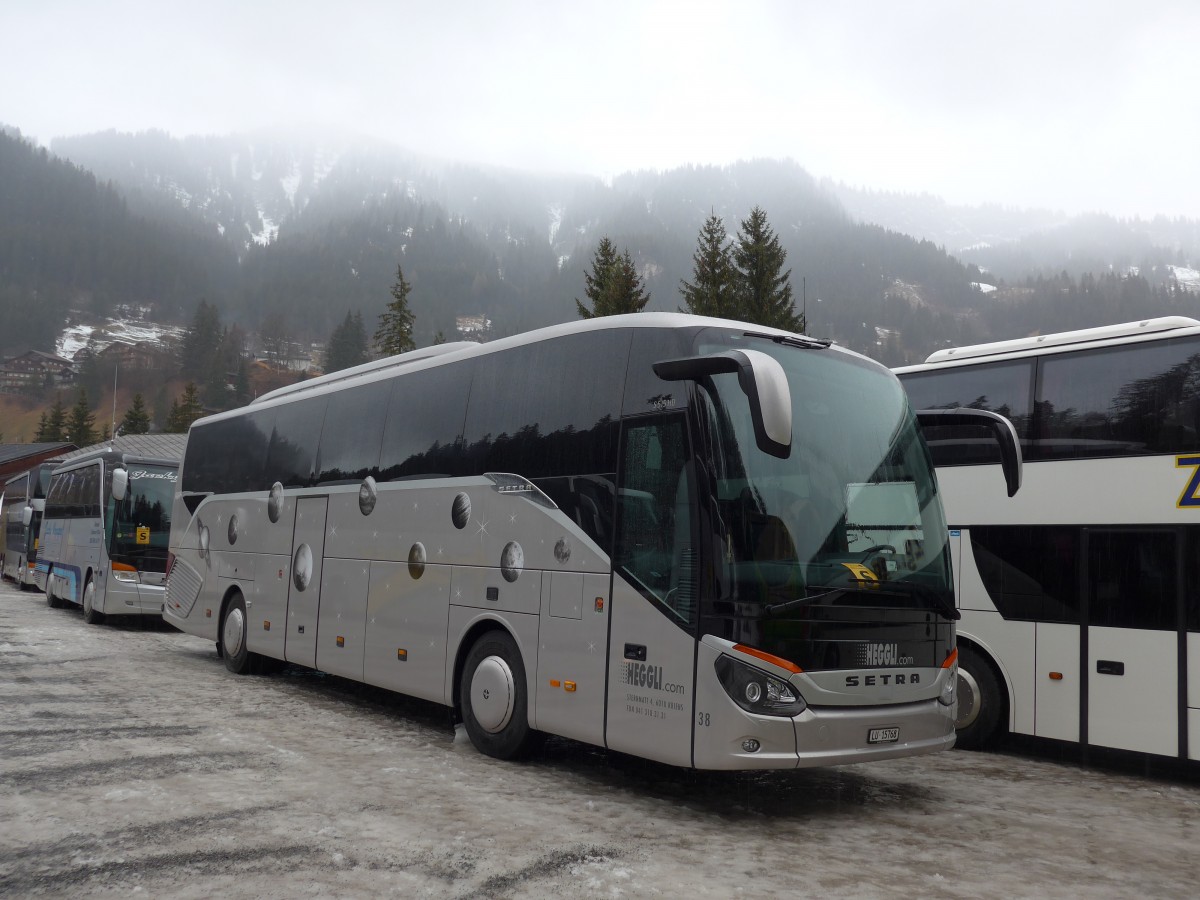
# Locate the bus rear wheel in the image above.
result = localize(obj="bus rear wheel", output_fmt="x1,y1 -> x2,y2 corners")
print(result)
955,645 -> 1005,750
82,577 -> 106,625
221,593 -> 254,675
459,630 -> 541,760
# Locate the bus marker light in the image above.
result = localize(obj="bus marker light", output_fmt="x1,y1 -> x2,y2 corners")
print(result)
550,679 -> 561,688
205,609 -> 212,618
734,644 -> 803,674
594,597 -> 605,612
264,620 -> 271,631
397,649 -> 408,661
564,681 -> 577,692
336,636 -> 345,647
1049,672 -> 1063,681
942,648 -> 959,669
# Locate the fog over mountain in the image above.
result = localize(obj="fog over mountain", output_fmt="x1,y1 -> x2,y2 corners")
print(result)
2,125 -> 1198,370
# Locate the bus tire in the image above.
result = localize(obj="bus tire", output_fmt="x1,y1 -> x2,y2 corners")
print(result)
82,577 -> 106,625
221,593 -> 254,675
955,645 -> 1005,750
46,575 -> 66,609
459,630 -> 541,760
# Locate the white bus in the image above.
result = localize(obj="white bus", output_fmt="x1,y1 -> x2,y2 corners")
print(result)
2,464 -> 53,588
896,316 -> 1200,762
39,445 -> 180,624
164,313 -> 1017,770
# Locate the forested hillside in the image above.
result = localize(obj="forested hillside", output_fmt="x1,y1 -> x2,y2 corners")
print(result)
3,127 -> 1198,370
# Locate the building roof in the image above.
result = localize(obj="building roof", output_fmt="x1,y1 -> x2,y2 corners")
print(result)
0,442 -> 77,467
51,433 -> 188,464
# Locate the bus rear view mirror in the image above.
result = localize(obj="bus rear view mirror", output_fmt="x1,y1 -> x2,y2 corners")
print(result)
21,505 -> 33,527
916,408 -> 1023,497
654,349 -> 792,458
111,467 -> 128,502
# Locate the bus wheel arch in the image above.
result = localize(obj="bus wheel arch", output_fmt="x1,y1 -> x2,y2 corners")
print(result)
954,641 -> 1007,750
457,626 -> 542,760
82,574 -> 106,625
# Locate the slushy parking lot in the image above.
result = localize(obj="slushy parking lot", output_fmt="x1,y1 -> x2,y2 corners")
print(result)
1,579 -> 1198,898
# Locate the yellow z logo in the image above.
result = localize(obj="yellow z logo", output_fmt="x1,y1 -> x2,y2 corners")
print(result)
1176,455 -> 1200,508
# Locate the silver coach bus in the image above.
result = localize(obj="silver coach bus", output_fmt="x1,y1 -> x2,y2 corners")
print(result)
39,446 -> 178,623
2,464 -> 53,588
164,314 -> 1018,769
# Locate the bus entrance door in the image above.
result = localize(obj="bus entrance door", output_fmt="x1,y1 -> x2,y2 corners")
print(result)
1084,529 -> 1181,757
284,496 -> 329,668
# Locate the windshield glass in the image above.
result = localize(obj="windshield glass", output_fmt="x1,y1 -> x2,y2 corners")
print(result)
694,330 -> 951,615
106,464 -> 176,566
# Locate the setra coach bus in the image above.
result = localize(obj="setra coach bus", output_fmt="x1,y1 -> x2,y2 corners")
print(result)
2,463 -> 54,589
164,314 -> 1018,769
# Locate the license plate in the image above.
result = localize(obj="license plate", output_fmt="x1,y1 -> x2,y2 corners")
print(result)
868,727 -> 900,744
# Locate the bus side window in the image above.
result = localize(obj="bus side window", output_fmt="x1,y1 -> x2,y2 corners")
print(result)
616,417 -> 696,624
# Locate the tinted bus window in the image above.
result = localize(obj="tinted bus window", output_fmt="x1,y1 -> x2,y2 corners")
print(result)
900,361 -> 1033,467
970,525 -> 1081,623
1035,337 -> 1200,460
1088,531 -> 1178,631
463,331 -> 626,480
266,397 -> 328,488
378,363 -> 473,481
317,379 -> 391,485
183,410 -> 274,494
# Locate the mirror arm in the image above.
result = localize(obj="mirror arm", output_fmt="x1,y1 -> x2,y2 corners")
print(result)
916,408 -> 1023,497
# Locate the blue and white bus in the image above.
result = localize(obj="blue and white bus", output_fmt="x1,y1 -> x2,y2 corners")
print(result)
39,444 -> 180,624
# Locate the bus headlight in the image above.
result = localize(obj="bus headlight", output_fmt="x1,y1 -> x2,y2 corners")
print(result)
938,672 -> 956,706
111,563 -> 141,584
715,655 -> 807,717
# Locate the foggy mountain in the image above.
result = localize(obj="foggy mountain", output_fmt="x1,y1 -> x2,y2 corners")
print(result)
4,125 -> 1199,367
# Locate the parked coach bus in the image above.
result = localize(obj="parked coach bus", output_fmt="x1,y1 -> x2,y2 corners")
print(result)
38,445 -> 179,624
2,464 -> 53,588
164,313 -> 1018,770
896,316 -> 1200,762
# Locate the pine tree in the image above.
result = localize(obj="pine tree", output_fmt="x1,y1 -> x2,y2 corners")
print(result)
120,393 -> 152,434
326,310 -> 370,373
40,395 -> 68,442
680,214 -> 738,318
165,383 -> 204,433
180,299 -> 223,380
576,239 -> 650,318
66,388 -> 96,447
33,411 -> 51,442
732,206 -> 803,331
375,266 -> 416,356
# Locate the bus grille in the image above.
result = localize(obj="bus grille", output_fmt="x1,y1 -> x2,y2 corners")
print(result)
165,559 -> 203,618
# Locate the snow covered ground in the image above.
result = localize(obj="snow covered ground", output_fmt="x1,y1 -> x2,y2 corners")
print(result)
1,581 -> 1198,897
56,315 -> 186,361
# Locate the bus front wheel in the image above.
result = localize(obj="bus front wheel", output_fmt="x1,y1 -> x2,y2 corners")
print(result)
955,645 -> 1005,750
459,630 -> 541,760
46,575 -> 66,609
221,593 -> 254,675
82,578 -> 106,625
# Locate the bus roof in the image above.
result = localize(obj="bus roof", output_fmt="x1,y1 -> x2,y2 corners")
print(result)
907,316 -> 1200,367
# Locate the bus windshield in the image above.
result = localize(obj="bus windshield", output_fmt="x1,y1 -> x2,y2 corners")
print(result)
695,330 -> 952,616
106,465 -> 176,567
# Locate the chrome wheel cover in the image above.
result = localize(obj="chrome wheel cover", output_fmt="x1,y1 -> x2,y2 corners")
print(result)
470,655 -> 515,734
223,606 -> 246,659
956,667 -> 981,730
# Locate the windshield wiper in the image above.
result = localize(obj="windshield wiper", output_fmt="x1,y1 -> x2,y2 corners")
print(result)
764,588 -> 843,616
744,331 -> 832,350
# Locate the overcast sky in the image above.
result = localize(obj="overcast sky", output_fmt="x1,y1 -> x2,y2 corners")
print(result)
3,0 -> 1197,219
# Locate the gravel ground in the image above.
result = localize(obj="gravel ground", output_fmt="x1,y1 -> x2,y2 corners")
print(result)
1,578 -> 1198,898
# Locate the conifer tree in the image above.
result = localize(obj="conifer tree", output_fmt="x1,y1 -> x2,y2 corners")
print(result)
375,266 -> 416,356
326,310 -> 370,373
733,206 -> 803,331
39,394 -> 68,442
120,393 -> 152,435
165,383 -> 204,433
66,388 -> 96,447
180,299 -> 223,380
576,238 -> 650,318
680,214 -> 738,318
